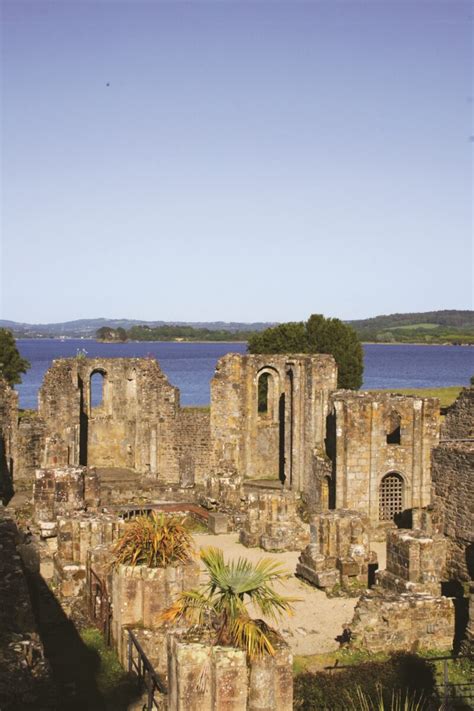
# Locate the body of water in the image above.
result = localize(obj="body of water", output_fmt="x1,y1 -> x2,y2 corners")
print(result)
14,339 -> 473,410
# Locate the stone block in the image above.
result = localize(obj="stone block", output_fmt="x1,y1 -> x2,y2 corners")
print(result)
208,512 -> 229,535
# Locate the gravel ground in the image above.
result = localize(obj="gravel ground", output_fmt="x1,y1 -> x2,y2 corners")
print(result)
192,533 -> 386,656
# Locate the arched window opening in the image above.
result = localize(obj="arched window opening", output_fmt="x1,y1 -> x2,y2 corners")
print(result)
379,473 -> 404,521
386,411 -> 401,445
90,371 -> 106,410
258,372 -> 272,415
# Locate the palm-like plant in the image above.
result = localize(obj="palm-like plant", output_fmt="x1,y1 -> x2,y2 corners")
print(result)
160,546 -> 297,658
111,512 -> 194,568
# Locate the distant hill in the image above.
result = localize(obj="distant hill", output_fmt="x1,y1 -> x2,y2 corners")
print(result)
347,310 -> 474,344
1,310 -> 472,343
0,318 -> 276,338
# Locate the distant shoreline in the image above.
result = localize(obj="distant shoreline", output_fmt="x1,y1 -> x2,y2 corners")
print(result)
15,336 -> 473,347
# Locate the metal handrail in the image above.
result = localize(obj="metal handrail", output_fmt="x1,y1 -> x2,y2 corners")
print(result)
128,629 -> 167,710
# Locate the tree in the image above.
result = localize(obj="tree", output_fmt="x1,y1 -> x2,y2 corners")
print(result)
160,547 -> 295,658
248,314 -> 363,390
0,329 -> 30,386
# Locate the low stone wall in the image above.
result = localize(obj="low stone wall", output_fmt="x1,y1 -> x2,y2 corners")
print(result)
167,633 -> 293,711
240,490 -> 309,552
376,529 -> 448,595
346,591 -> 455,653
57,512 -> 125,566
111,562 -> 200,660
33,466 -> 100,536
296,510 -> 375,594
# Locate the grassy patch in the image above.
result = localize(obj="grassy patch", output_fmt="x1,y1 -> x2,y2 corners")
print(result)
81,628 -> 138,710
368,386 -> 462,408
182,405 -> 211,413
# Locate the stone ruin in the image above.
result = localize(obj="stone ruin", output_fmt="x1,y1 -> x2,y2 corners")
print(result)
0,361 -> 473,701
239,489 -> 309,552
296,510 -> 376,595
344,526 -> 455,653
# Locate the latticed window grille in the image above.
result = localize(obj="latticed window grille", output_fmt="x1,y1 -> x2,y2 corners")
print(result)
379,473 -> 403,521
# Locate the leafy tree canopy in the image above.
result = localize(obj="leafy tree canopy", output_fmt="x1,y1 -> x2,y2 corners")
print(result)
248,314 -> 363,390
0,329 -> 30,386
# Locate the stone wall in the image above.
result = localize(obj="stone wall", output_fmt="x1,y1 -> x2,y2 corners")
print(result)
33,466 -> 99,536
210,353 -> 337,495
167,633 -> 293,711
376,529 -> 448,596
35,358 -> 216,487
240,490 -> 309,552
441,387 -> 474,440
431,442 -> 474,582
296,510 -> 375,594
0,508 -> 54,709
177,408 -> 212,487
347,591 -> 454,653
330,391 -> 439,535
111,562 -> 200,660
0,378 -> 18,503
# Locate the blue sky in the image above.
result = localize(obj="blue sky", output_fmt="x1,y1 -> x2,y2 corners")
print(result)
1,0 -> 472,323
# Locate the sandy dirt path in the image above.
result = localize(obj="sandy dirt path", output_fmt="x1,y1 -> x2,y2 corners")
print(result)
191,533 -> 364,656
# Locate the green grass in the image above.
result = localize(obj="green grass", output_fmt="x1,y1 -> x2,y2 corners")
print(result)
368,386 -> 462,409
81,628 -> 139,709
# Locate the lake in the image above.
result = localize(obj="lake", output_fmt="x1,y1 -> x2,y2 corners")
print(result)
14,339 -> 473,410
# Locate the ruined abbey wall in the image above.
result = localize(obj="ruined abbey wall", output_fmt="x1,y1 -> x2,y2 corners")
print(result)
431,441 -> 474,583
210,353 -> 337,493
441,387 -> 474,440
330,392 -> 439,534
36,358 -> 184,483
0,378 -> 17,502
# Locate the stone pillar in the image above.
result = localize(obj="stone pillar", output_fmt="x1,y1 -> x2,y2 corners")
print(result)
167,634 -> 293,711
34,466 -> 93,536
239,490 -> 309,552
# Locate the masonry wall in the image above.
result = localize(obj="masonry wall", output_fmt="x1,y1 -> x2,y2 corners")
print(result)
210,353 -> 337,495
331,392 -> 440,533
0,378 -> 18,502
37,358 -> 185,483
177,409 -> 212,486
431,442 -> 474,582
441,387 -> 474,440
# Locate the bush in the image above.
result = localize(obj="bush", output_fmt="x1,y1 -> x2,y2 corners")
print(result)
111,512 -> 194,568
293,653 -> 439,710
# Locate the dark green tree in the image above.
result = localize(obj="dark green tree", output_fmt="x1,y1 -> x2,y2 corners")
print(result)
116,327 -> 128,342
96,326 -> 115,341
248,314 -> 363,390
0,329 -> 30,386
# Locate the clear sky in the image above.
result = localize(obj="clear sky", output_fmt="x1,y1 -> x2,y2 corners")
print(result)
1,0 -> 472,323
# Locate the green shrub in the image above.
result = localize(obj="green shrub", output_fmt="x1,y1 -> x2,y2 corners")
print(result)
111,512 -> 194,568
294,653 -> 439,710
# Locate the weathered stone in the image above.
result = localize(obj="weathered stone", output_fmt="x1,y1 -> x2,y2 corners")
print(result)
240,490 -> 309,552
296,510 -> 375,594
208,512 -> 229,534
345,590 -> 455,653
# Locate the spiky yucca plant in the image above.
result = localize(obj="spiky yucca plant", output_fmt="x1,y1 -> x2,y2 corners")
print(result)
111,512 -> 194,568
347,685 -> 429,711
159,546 -> 297,658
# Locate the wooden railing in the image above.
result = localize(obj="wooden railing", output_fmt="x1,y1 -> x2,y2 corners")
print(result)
127,629 -> 166,710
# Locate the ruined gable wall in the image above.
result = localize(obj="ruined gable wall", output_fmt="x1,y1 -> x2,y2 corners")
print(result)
176,409 -> 211,487
441,387 -> 474,440
210,353 -> 337,492
37,358 -> 183,483
331,392 -> 440,532
431,442 -> 474,582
